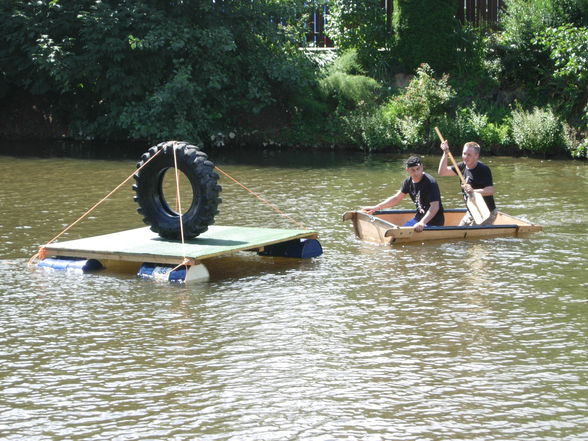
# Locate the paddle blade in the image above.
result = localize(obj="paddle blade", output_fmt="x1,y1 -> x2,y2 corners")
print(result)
465,192 -> 491,224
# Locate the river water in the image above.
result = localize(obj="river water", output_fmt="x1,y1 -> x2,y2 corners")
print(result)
1,147 -> 587,440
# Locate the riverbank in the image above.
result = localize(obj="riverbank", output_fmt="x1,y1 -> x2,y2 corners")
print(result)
0,137 -> 581,163
0,89 -> 584,160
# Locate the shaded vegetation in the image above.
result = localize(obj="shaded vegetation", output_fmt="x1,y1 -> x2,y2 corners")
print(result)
0,0 -> 315,144
0,0 -> 586,158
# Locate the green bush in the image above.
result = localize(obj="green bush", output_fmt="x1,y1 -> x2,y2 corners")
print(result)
319,72 -> 380,111
500,0 -> 560,47
325,0 -> 388,65
451,27 -> 503,108
381,64 -> 455,147
562,123 -> 588,159
535,25 -> 588,80
498,0 -> 587,92
324,48 -> 366,76
511,106 -> 564,155
571,138 -> 588,159
341,109 -> 398,152
444,106 -> 511,151
318,49 -> 381,111
552,0 -> 588,26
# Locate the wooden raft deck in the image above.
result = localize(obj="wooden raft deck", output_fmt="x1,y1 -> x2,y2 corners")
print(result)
43,226 -> 319,266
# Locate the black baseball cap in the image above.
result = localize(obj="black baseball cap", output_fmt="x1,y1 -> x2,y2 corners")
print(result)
405,156 -> 422,167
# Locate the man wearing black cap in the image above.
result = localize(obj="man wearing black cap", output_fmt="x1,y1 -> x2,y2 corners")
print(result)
363,156 -> 444,232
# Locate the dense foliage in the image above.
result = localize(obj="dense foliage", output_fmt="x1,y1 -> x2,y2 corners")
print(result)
0,0 -> 315,143
324,0 -> 587,157
325,0 -> 387,65
392,0 -> 459,74
0,0 -> 586,158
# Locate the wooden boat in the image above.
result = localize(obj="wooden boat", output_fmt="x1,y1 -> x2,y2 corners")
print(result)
343,209 -> 542,244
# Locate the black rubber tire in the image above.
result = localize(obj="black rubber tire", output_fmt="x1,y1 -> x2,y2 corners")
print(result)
133,141 -> 222,239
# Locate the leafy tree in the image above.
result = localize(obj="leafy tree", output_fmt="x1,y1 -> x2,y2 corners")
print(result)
533,24 -> 588,121
0,0 -> 316,143
325,0 -> 388,65
497,0 -> 587,86
392,0 -> 459,74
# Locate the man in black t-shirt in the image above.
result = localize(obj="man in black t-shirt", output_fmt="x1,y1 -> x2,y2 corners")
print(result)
438,140 -> 497,226
363,156 -> 444,232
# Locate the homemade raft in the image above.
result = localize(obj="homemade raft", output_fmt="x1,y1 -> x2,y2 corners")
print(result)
343,208 -> 541,245
39,225 -> 321,282
35,141 -> 322,282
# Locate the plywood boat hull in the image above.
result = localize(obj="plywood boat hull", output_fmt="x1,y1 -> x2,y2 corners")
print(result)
343,209 -> 542,244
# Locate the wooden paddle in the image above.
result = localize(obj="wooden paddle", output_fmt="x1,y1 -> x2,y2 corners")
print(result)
434,127 -> 490,224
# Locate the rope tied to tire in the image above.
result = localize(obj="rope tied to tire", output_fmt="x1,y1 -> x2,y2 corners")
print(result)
27,147 -> 164,266
169,144 -> 191,273
213,165 -> 307,230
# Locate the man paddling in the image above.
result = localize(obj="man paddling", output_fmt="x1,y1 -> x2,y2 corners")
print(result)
438,140 -> 497,225
363,156 -> 444,232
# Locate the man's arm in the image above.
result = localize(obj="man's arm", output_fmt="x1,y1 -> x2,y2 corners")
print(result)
414,201 -> 439,232
362,191 -> 406,214
438,140 -> 456,176
462,183 -> 494,195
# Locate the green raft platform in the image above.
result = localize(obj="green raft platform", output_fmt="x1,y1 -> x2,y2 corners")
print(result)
39,225 -> 322,282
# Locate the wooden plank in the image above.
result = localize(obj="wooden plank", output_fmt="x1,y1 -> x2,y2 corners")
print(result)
488,0 -> 497,22
466,0 -> 476,23
477,0 -> 486,24
385,0 -> 393,34
43,226 -> 319,264
457,0 -> 465,23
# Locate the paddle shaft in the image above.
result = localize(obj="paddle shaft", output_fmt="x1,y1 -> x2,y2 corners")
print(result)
434,127 -> 468,186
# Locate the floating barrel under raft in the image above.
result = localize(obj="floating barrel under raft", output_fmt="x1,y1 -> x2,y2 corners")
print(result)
36,226 -> 323,283
137,262 -> 210,283
258,238 -> 323,259
37,257 -> 103,273
37,258 -> 210,283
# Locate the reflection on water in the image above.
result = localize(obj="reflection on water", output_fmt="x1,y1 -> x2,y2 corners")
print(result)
1,149 -> 587,440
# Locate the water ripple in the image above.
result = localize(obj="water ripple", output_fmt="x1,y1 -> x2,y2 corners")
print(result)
1,155 -> 587,440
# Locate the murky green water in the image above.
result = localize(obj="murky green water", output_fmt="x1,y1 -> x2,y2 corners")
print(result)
1,148 -> 587,440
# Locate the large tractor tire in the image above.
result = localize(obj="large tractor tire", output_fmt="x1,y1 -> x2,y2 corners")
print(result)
133,141 -> 221,240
